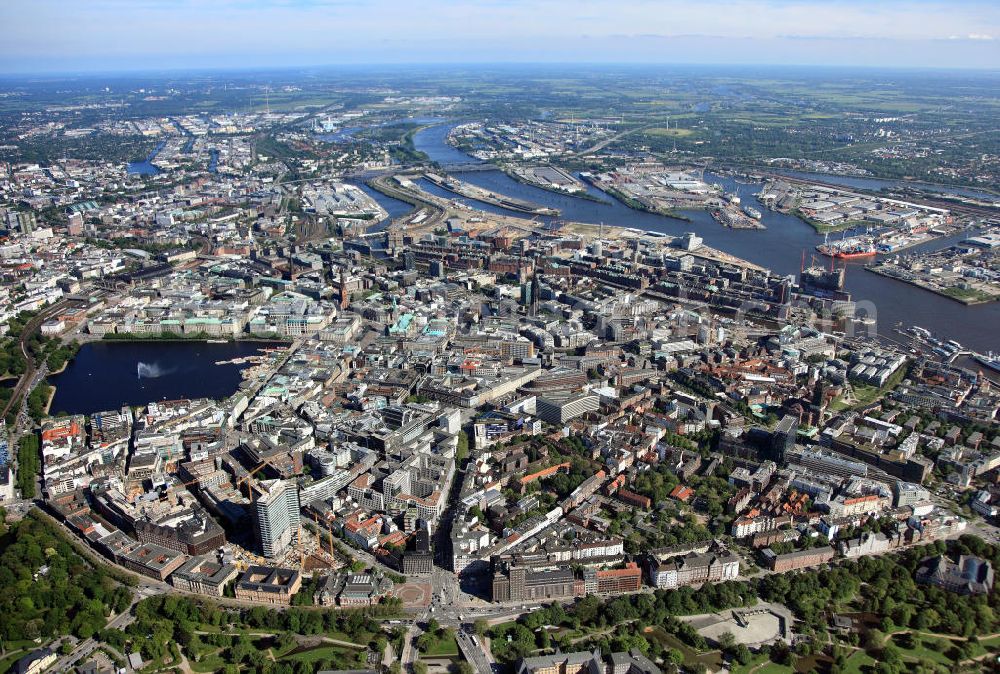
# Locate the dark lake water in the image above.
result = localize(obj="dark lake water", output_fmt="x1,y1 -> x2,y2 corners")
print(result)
49,341 -> 281,416
127,141 -> 165,175
411,124 -> 1000,353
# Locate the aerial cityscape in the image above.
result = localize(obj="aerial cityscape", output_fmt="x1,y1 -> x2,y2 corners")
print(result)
1,2 -> 999,674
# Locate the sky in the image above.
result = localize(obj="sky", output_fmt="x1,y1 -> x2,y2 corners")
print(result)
1,0 -> 998,73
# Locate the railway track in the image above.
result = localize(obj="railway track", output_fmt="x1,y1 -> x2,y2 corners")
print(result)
0,300 -> 70,422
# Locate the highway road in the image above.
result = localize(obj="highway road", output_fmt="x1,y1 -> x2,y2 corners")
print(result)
570,123 -> 654,157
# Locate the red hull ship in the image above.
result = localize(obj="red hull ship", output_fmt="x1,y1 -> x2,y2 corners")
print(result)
817,235 -> 877,259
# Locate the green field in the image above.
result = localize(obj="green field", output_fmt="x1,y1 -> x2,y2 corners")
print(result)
643,127 -> 695,138
841,650 -> 877,674
941,286 -> 998,304
281,644 -> 361,666
642,626 -> 723,670
890,634 -> 955,666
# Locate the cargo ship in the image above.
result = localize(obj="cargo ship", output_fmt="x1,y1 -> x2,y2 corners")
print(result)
817,240 -> 877,259
817,233 -> 877,259
743,206 -> 762,220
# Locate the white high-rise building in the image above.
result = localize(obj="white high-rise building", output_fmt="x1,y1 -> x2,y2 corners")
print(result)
252,479 -> 300,558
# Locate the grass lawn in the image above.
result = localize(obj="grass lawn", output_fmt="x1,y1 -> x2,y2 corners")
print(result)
756,663 -> 794,674
958,637 -> 1000,660
270,640 -> 300,660
551,627 -> 584,642
729,653 -> 772,674
139,648 -> 178,673
642,626 -> 723,670
190,652 -> 227,673
941,287 -> 995,303
848,383 -> 884,407
193,623 -> 263,635
0,649 -> 33,674
422,634 -> 459,657
841,650 -> 877,674
326,631 -> 368,646
4,640 -> 41,651
891,634 -> 953,665
643,127 -> 695,138
282,645 -> 358,666
979,634 -> 1000,649
846,364 -> 909,409
829,397 -> 851,412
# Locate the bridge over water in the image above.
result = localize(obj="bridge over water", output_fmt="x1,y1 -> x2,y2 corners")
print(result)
436,162 -> 497,172
340,161 -> 497,181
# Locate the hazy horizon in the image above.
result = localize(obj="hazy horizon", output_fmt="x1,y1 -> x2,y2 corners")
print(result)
3,62 -> 1000,81
2,0 -> 998,74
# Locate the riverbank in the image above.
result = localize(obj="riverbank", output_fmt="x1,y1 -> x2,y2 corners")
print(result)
589,180 -> 692,222
734,162 -> 1000,200
865,266 -> 998,305
48,359 -> 69,375
424,171 -> 559,216
102,332 -> 292,343
407,123 -> 1000,353
367,175 -> 446,231
503,167 -> 611,204
396,125 -> 433,164
42,383 -> 56,415
367,176 -> 436,209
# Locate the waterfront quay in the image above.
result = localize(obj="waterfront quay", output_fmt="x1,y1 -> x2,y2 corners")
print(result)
866,235 -> 1000,305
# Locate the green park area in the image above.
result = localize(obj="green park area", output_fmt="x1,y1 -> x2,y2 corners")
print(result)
486,535 -> 1000,674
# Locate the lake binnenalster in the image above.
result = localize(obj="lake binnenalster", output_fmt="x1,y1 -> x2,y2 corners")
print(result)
48,340 -> 283,416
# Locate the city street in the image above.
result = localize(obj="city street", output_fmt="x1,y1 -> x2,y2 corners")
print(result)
456,629 -> 495,674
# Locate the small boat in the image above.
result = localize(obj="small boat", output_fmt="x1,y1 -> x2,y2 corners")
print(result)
974,352 -> 1000,374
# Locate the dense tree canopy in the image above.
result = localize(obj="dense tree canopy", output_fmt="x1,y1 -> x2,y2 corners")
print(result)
0,513 -> 133,642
